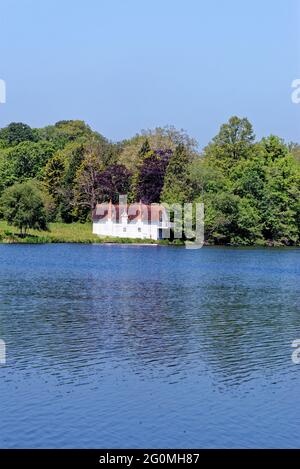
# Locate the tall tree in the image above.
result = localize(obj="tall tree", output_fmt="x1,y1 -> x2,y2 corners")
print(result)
73,144 -> 104,218
6,141 -> 55,181
205,116 -> 255,170
260,135 -> 289,161
96,164 -> 132,204
136,149 -> 172,204
0,122 -> 37,146
0,180 -> 48,236
138,138 -> 151,158
43,153 -> 66,218
118,126 -> 197,172
161,144 -> 190,204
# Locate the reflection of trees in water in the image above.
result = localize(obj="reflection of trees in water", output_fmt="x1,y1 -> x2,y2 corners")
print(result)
87,277 -> 204,383
0,275 -> 106,382
104,275 -> 300,387
194,280 -> 300,388
2,266 -> 299,387
1,275 -> 199,383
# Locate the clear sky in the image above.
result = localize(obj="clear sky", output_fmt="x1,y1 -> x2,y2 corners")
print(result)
0,0 -> 299,148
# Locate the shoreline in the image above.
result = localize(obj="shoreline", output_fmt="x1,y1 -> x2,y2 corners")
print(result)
0,221 -> 299,248
0,239 -> 299,248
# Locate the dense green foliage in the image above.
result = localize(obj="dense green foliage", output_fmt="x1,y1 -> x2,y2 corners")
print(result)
0,180 -> 48,235
0,117 -> 299,245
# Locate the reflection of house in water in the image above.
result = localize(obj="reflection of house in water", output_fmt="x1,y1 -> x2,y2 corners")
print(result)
93,201 -> 172,240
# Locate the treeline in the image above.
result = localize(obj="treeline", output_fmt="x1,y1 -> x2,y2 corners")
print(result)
0,117 -> 299,245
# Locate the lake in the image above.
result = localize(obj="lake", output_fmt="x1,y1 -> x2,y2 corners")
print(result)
0,244 -> 299,448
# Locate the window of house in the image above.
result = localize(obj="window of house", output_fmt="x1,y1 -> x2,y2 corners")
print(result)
138,227 -> 141,232
123,227 -> 126,232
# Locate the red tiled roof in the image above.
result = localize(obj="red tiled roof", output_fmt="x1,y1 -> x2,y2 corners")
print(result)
93,203 -> 165,223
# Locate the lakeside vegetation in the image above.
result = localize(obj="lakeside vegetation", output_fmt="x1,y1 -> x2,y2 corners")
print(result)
0,118 -> 299,246
0,220 -> 165,244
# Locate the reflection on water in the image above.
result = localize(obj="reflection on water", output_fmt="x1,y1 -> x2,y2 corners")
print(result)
0,245 -> 299,448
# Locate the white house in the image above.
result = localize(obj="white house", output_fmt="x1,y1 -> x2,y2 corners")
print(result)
92,201 -> 172,240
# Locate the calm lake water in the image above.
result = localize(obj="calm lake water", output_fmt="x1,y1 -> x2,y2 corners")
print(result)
0,244 -> 299,448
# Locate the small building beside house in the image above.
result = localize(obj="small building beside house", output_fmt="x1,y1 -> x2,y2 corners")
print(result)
92,201 -> 172,240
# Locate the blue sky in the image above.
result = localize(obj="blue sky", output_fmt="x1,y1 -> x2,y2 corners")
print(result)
0,0 -> 299,148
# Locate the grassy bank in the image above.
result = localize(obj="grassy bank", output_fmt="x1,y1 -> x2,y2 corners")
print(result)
0,221 -> 297,247
0,221 -> 165,244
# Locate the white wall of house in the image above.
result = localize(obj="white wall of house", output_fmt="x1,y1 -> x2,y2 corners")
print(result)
93,218 -> 165,240
93,203 -> 172,240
